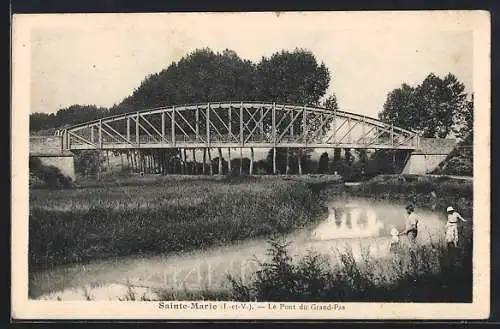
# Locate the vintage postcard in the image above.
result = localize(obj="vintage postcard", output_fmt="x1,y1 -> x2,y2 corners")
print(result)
12,11 -> 490,320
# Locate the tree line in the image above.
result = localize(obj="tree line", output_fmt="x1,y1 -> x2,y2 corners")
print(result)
30,48 -> 335,132
30,47 -> 473,179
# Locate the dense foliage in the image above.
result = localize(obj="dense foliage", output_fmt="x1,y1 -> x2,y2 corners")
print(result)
379,73 -> 472,141
30,48 -> 332,131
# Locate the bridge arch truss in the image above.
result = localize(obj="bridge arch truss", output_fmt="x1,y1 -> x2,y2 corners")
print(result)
59,102 -> 420,151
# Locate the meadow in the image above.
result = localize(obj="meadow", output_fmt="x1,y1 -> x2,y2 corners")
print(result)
29,175 -> 327,270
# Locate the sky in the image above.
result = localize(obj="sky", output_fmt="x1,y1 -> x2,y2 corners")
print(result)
26,12 -> 474,119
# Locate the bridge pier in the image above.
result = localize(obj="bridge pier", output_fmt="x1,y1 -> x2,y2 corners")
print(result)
218,148 -> 223,175
273,147 -> 277,174
286,148 -> 290,175
298,149 -> 303,175
249,147 -> 254,175
202,149 -> 207,175
208,148 -> 213,175
192,149 -> 197,175
402,138 -> 458,174
239,148 -> 243,175
183,149 -> 188,175
227,148 -> 232,174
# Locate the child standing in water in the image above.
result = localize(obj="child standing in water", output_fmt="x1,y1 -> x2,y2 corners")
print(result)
390,225 -> 400,252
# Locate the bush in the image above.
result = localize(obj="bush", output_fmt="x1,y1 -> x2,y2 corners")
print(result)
228,233 -> 472,302
29,157 -> 73,189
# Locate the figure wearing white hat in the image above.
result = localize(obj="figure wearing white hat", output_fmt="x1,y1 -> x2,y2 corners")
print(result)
445,206 -> 467,247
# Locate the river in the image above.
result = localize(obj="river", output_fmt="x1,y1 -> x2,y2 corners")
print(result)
30,197 -> 447,301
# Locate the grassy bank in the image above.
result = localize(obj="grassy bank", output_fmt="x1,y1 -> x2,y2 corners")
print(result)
222,233 -> 472,302
221,175 -> 473,302
29,176 -> 326,270
30,174 -> 473,302
339,174 -> 473,218
152,175 -> 472,302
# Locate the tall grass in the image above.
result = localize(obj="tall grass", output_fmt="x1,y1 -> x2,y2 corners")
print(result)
29,177 -> 326,270
222,176 -> 474,303
226,231 -> 472,302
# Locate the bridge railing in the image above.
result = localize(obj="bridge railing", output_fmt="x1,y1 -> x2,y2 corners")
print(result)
62,102 -> 421,151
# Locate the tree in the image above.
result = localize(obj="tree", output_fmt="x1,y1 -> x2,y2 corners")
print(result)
321,94 -> 339,111
379,73 -> 469,138
30,105 -> 109,132
73,150 -> 106,177
255,48 -> 330,106
256,49 -> 331,142
318,152 -> 329,174
454,93 -> 473,143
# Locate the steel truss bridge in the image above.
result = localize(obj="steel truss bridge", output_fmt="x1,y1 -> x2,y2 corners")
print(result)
57,102 -> 420,175
59,102 -> 419,151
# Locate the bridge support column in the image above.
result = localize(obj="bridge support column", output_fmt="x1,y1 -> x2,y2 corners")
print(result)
227,148 -> 231,174
192,149 -> 197,175
183,148 -> 188,175
218,148 -> 223,175
298,149 -> 303,175
286,148 -> 290,175
97,150 -> 102,180
202,148 -> 206,175
208,148 -> 213,175
273,147 -> 277,175
249,147 -> 254,175
402,138 -> 458,174
239,148 -> 243,175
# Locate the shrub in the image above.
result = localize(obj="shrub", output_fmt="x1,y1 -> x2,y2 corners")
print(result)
29,157 -> 73,189
228,233 -> 472,302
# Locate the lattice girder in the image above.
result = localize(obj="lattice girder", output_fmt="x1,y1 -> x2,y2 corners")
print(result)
59,102 -> 419,150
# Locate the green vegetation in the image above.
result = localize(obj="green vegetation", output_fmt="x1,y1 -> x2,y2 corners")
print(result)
30,175 -> 473,302
379,73 -> 472,140
226,232 -> 471,302
340,175 -> 473,218
29,157 -> 73,189
30,48 -> 335,131
29,176 -> 326,270
222,176 -> 473,302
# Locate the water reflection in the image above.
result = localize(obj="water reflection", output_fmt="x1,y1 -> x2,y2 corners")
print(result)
312,202 -> 385,240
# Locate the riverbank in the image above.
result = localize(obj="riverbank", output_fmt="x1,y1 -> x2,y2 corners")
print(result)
29,174 -> 473,302
29,175 -> 328,272
220,175 -> 473,302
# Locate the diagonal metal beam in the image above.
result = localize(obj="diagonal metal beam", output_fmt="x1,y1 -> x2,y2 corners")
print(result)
131,116 -> 160,143
243,107 -> 261,134
324,116 -> 348,143
337,120 -> 359,144
99,125 -> 125,144
355,125 -> 377,144
244,107 -> 271,143
68,131 -> 96,147
175,110 -> 198,136
307,113 -> 335,143
277,109 -> 303,142
365,125 -> 395,146
211,106 -> 238,140
275,107 -> 294,133
394,133 -> 417,147
140,113 -> 168,142
102,121 -> 134,145
200,107 -> 224,138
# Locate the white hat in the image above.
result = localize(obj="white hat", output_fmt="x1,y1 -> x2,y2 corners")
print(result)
447,206 -> 454,212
